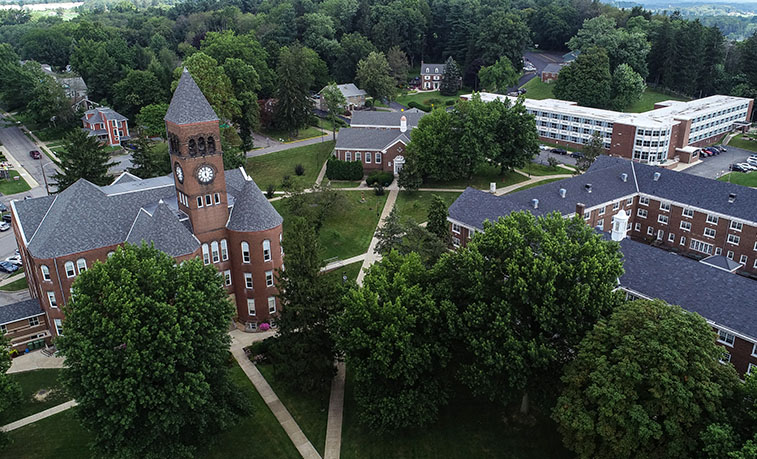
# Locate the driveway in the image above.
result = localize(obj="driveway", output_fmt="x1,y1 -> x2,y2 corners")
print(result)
533,150 -> 578,167
681,146 -> 754,180
510,50 -> 566,92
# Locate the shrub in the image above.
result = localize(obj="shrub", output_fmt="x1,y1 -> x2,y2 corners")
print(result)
373,184 -> 385,196
282,175 -> 292,189
445,99 -> 455,106
407,101 -> 431,112
294,163 -> 305,176
427,98 -> 442,107
326,158 -> 363,181
365,99 -> 374,108
366,171 -> 394,187
266,184 -> 275,198
547,157 -> 558,169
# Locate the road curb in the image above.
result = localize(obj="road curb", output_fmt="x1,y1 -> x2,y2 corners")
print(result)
0,145 -> 39,189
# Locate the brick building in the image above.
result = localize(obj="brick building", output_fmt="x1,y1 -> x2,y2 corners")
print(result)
540,63 -> 565,83
463,93 -> 753,166
81,107 -> 130,146
6,69 -> 284,350
447,155 -> 757,376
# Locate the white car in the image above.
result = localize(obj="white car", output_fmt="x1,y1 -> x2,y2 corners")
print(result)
747,157 -> 757,167
737,162 -> 757,171
0,222 -> 9,232
4,254 -> 21,265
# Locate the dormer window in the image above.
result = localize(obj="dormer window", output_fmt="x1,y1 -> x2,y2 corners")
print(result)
434,68 -> 439,73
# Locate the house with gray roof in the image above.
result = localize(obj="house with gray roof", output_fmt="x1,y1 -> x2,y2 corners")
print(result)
81,107 -> 130,146
421,62 -> 446,90
318,83 -> 367,111
540,63 -> 565,83
0,299 -> 48,352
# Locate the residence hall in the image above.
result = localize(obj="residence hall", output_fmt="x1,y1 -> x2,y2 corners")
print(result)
448,155 -> 757,376
462,93 -> 753,166
5,69 -> 284,352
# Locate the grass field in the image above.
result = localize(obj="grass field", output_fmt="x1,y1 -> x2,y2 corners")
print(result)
395,90 -> 468,110
718,171 -> 757,187
0,369 -> 70,425
520,162 -> 571,177
0,171 -> 31,195
340,369 -> 571,459
394,191 -> 462,223
273,191 -> 388,261
325,180 -> 362,188
727,134 -> 757,152
0,275 -> 28,291
257,364 -> 330,456
423,164 -> 528,190
323,260 -> 363,284
262,126 -> 325,143
508,177 -> 568,194
1,361 -> 301,459
246,141 -> 334,192
521,78 -> 555,100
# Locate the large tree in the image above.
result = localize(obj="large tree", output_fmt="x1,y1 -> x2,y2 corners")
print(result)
53,129 -> 117,191
553,299 -> 741,459
356,51 -> 395,102
610,63 -> 646,111
178,53 -> 239,123
386,45 -> 409,86
136,103 -> 169,139
333,32 -> 376,83
222,58 -> 261,150
374,208 -> 446,267
472,10 -> 531,69
426,194 -> 450,244
58,244 -> 246,458
275,45 -> 314,136
0,332 -> 21,447
478,57 -> 519,93
554,47 -> 612,109
128,129 -> 170,179
113,70 -> 167,119
437,211 -> 624,411
439,56 -> 461,96
200,30 -> 274,97
320,82 -> 346,142
268,216 -> 345,392
578,132 -> 605,171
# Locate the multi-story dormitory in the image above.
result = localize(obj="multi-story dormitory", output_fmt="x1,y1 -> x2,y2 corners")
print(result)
463,93 -> 754,166
448,156 -> 757,376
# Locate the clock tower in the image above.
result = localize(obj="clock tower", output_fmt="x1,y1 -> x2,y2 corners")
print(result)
165,69 -> 229,236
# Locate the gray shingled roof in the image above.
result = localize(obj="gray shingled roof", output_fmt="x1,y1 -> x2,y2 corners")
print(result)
0,298 -> 43,326
111,172 -> 141,186
125,202 -> 199,256
700,255 -> 743,272
542,63 -> 564,74
421,63 -> 445,75
227,178 -> 283,232
350,111 -> 426,129
335,128 -> 409,150
328,83 -> 366,98
618,237 -> 757,339
83,107 -> 127,122
165,69 -> 219,125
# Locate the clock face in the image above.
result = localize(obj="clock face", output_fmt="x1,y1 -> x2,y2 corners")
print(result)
197,165 -> 215,184
174,163 -> 183,183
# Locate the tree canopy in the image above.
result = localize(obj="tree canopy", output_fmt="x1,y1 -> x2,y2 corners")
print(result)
356,51 -> 395,102
52,129 -> 117,191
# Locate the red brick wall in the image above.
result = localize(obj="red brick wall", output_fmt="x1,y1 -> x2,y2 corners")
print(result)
334,139 -> 408,175
609,122 -> 636,160
721,333 -> 757,376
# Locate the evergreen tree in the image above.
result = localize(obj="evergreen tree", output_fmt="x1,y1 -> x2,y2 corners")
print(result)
426,194 -> 450,244
386,45 -> 409,86
53,129 -> 116,191
275,45 -> 314,136
128,129 -> 169,179
439,56 -> 461,96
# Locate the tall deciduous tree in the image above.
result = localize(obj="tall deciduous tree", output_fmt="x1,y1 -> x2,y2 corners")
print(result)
553,299 -> 740,459
53,129 -> 116,191
177,53 -> 239,122
0,332 -> 21,447
439,56 -> 462,96
222,58 -> 261,151
386,45 -> 409,86
554,47 -> 612,109
333,33 -> 376,83
478,57 -> 519,93
426,194 -> 450,244
472,10 -> 531,69
113,69 -> 167,119
136,103 -> 169,139
58,244 -> 246,458
611,63 -> 646,111
320,82 -> 346,142
578,132 -> 605,170
374,208 -> 446,267
275,45 -> 314,136
356,51 -> 395,102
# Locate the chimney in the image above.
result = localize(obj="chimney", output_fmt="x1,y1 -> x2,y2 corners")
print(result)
585,183 -> 592,193
611,210 -> 630,241
559,188 -> 566,198
653,172 -> 661,181
531,198 -> 539,209
620,173 -> 628,182
728,192 -> 736,203
400,115 -> 407,133
576,202 -> 586,218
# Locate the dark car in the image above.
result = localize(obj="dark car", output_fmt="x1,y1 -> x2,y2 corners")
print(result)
29,150 -> 41,159
700,149 -> 712,157
705,147 -> 720,155
0,261 -> 18,273
2,215 -> 11,223
570,152 -> 585,159
550,148 -> 568,155
0,203 -> 7,213
731,163 -> 748,172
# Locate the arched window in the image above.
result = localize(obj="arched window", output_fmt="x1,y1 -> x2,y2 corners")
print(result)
263,240 -> 271,262
198,137 -> 206,155
207,136 -> 216,153
188,139 -> 197,156
211,241 -> 220,263
202,244 -> 210,264
40,265 -> 51,281
241,242 -> 250,263
280,233 -> 283,255
220,239 -> 228,261
64,261 -> 75,278
107,251 -> 115,258
76,258 -> 87,273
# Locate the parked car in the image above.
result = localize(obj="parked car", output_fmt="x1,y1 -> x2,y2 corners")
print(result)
706,147 -> 720,155
570,152 -> 585,159
0,203 -> 7,213
550,147 -> 567,155
4,255 -> 21,265
0,261 -> 18,273
29,150 -> 41,159
731,163 -> 747,172
715,145 -> 727,152
700,149 -> 712,157
746,157 -> 757,167
2,215 -> 11,223
0,222 -> 9,232
737,162 -> 757,171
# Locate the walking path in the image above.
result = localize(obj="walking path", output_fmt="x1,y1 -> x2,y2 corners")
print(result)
494,173 -> 574,196
0,272 -> 25,287
320,254 -> 366,273
247,130 -> 336,158
355,188 -> 398,286
8,349 -> 64,373
323,361 -> 345,459
0,145 -> 39,189
0,400 -> 77,432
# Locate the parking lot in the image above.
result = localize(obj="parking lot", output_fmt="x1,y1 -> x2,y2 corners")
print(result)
681,145 -> 755,180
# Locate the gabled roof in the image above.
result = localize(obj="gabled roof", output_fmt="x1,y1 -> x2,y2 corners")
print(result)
0,299 -> 43,326
111,171 -> 141,186
83,107 -> 127,122
542,63 -> 564,74
350,111 -> 426,129
335,128 -> 410,151
227,173 -> 283,232
420,63 -> 445,75
324,83 -> 366,99
165,69 -> 219,125
125,201 -> 199,257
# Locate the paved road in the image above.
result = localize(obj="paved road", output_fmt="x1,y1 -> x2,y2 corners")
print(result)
681,146 -> 754,180
510,50 -> 566,93
533,150 -> 578,167
0,121 -> 57,193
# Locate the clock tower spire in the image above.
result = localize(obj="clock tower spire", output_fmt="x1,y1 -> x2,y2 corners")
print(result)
165,68 -> 229,236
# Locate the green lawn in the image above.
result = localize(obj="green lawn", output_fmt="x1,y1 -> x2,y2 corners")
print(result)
508,177 -> 568,194
423,164 -> 528,190
0,171 -> 31,195
246,141 -> 335,192
257,364 -> 330,456
626,88 -> 687,113
0,369 -> 70,425
1,361 -> 301,459
262,126 -> 326,143
727,133 -> 757,152
273,191 -> 388,261
0,275 -> 28,291
323,261 -> 363,284
394,191 -> 462,223
395,89 -> 468,110
718,171 -> 757,187
315,117 -> 346,132
340,369 -> 571,459
521,77 -> 555,100
520,162 -> 570,177
326,180 -> 362,188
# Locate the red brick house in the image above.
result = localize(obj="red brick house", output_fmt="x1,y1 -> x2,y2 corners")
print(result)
81,107 -> 130,146
334,114 -> 414,176
540,63 -> 564,83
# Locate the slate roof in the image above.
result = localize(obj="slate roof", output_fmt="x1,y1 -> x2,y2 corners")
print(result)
0,299 -> 43,326
618,237 -> 757,340
125,201 -> 199,257
335,128 -> 410,151
700,255 -> 743,272
350,111 -> 426,129
110,172 -> 141,186
327,83 -> 366,98
227,173 -> 283,232
421,63 -> 445,75
83,107 -> 127,123
165,69 -> 219,125
542,63 -> 564,74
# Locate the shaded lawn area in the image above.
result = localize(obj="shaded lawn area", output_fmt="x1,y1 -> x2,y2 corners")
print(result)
272,192 -> 388,261
1,361 -> 301,459
0,171 -> 31,195
718,171 -> 757,187
323,260 -> 363,284
257,364 -> 330,456
508,177 -> 568,194
521,77 -> 554,100
325,180 -> 362,188
395,89 -> 468,109
423,164 -> 528,190
626,88 -> 688,113
0,275 -> 28,291
246,141 -> 334,191
0,369 -> 70,425
394,191 -> 462,223
340,369 -> 572,459
727,134 -> 757,152
520,162 -> 570,176
262,126 -> 325,143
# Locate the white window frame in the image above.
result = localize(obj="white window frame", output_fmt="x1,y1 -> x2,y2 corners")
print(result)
626,198 -> 633,206
197,196 -> 203,208
647,226 -> 654,236
268,296 -> 276,314
221,239 -> 228,261
706,214 -> 719,225
202,244 -> 210,264
598,207 -> 605,216
639,196 -> 649,206
375,153 -> 382,164
680,236 -> 686,245
245,273 -> 253,289
224,269 -> 231,286
637,209 -> 647,218
211,241 -> 220,263
76,258 -> 86,273
682,208 -> 694,218
727,250 -> 734,260
727,234 -> 740,245
752,342 -> 757,357
668,233 -> 675,242
365,152 -> 372,163
28,316 -> 40,327
345,151 -> 351,161
717,329 -> 735,347
356,152 -> 362,162
749,363 -> 755,375
612,202 -> 620,211
730,221 -> 743,232
659,201 -> 671,212
451,223 -> 461,234
214,193 -> 221,205
247,298 -> 256,316
680,221 -> 691,232
740,254 -> 748,265
596,219 -> 604,230
54,318 -> 63,336
265,270 -> 274,287
41,265 -> 51,281
47,291 -> 57,309
241,242 -> 250,263
704,228 -> 716,239
658,215 -> 669,225
65,261 -> 75,278
263,240 -> 271,262
720,352 -> 731,364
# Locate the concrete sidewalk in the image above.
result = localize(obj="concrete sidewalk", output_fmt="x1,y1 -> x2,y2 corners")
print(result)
1,400 -> 77,432
320,254 -> 366,273
323,361 -> 345,459
0,272 -> 25,287
494,174 -> 573,196
8,349 -> 64,374
356,188 -> 397,287
247,131 -> 336,158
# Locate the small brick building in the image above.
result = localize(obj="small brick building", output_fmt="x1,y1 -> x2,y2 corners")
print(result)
81,107 -> 130,146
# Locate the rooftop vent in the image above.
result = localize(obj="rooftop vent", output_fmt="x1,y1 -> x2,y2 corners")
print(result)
559,188 -> 566,198
585,183 -> 592,193
532,198 -> 539,209
620,173 -> 628,182
728,193 -> 736,203
653,172 -> 661,181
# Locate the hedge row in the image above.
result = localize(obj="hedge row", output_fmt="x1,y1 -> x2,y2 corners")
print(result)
407,101 -> 431,112
326,158 -> 363,180
366,171 -> 393,187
